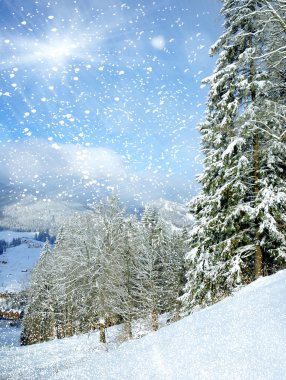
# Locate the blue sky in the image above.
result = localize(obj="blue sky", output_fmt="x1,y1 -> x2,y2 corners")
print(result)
0,0 -> 222,209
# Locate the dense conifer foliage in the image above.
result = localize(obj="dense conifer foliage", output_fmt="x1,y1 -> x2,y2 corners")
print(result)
183,0 -> 286,311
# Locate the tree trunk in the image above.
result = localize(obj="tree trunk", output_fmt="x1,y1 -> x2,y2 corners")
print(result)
250,22 -> 263,279
174,296 -> 182,322
125,320 -> 132,339
255,231 -> 263,278
253,132 -> 263,278
99,321 -> 106,343
151,310 -> 158,331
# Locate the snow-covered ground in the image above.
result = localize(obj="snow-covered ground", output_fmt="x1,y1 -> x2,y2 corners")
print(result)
0,231 -> 42,293
0,319 -> 21,348
0,230 -> 35,244
1,270 -> 286,380
0,231 -> 42,352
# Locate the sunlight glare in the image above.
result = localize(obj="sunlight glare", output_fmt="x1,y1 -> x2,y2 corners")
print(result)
33,38 -> 79,64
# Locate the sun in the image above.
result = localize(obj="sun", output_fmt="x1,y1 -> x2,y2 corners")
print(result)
33,38 -> 79,65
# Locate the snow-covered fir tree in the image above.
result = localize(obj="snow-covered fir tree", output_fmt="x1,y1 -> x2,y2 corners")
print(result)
183,0 -> 286,312
139,207 -> 168,330
108,216 -> 142,339
139,206 -> 186,329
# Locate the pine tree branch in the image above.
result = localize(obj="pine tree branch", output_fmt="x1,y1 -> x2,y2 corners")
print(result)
261,0 -> 286,33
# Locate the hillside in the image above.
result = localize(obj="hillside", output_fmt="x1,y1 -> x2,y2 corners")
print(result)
1,270 -> 286,379
0,197 -> 88,234
0,232 -> 43,350
0,197 -> 193,234
0,232 -> 43,293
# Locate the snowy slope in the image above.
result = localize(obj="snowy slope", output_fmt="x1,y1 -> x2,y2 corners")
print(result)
0,230 -> 35,244
0,320 -> 21,348
0,236 -> 43,293
1,270 -> 286,379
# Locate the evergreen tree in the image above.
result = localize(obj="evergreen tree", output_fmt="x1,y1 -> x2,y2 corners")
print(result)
110,216 -> 144,339
167,228 -> 188,320
139,207 -> 182,330
183,0 -> 286,312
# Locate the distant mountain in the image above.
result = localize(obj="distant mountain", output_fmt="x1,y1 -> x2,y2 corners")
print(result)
147,199 -> 194,231
0,196 -> 88,233
0,194 -> 194,234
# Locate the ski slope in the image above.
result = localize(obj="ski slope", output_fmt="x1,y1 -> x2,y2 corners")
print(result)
1,270 -> 286,379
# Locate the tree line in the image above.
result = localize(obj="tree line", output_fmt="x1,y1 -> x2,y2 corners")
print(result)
21,197 -> 187,345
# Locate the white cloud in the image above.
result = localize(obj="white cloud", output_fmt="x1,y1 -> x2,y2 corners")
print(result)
0,139 -> 195,208
0,139 -> 126,184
